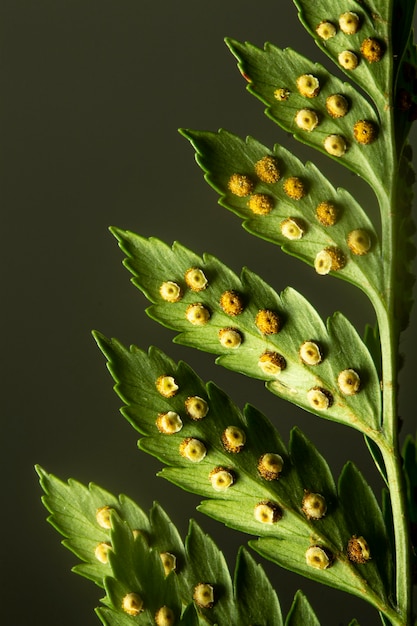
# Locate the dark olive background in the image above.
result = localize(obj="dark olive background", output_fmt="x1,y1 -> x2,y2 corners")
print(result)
2,1 -> 416,624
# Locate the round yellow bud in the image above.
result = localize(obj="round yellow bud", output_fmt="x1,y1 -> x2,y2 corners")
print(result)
222,425 -> 246,453
258,351 -> 286,376
159,281 -> 182,302
353,120 -> 378,145
209,466 -> 235,491
326,94 -> 349,118
156,375 -> 179,398
185,267 -> 208,291
280,217 -> 305,240
315,201 -> 338,226
160,551 -> 177,576
338,50 -> 359,70
254,500 -> 283,524
307,387 -> 333,410
296,74 -> 320,98
316,21 -> 336,40
156,411 -> 183,434
347,229 -> 372,255
155,606 -> 175,626
283,176 -> 306,200
323,134 -> 347,157
254,155 -> 280,183
257,453 -> 284,480
220,290 -> 245,316
299,341 -> 322,365
193,583 -> 214,608
95,542 -> 112,564
339,12 -> 360,35
218,327 -> 242,348
96,505 -> 113,529
305,545 -> 332,569
122,592 -> 144,616
295,108 -> 319,131
248,193 -> 274,215
228,173 -> 253,197
314,246 -> 346,274
186,303 -> 211,326
185,396 -> 209,420
255,309 -> 281,334
302,492 -> 327,520
179,437 -> 207,462
361,37 -> 384,63
337,368 -> 361,395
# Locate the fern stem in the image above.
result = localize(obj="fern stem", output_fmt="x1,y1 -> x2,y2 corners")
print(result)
372,143 -> 412,622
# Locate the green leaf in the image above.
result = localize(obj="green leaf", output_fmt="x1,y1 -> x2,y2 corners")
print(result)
292,0 -> 392,112
234,547 -> 283,626
338,462 -> 394,600
36,465 -> 150,587
41,467 -> 323,625
108,230 -> 382,436
285,590 -> 320,626
93,337 -> 394,618
181,129 -> 384,302
225,39 -> 390,190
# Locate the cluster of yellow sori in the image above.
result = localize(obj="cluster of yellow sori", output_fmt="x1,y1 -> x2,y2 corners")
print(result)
158,265 -> 363,410
271,11 -> 383,159
227,150 -> 373,276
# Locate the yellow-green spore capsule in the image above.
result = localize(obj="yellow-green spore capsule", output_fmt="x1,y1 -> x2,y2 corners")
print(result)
339,11 -> 360,34
347,535 -> 371,563
155,606 -> 175,626
156,375 -> 179,398
160,552 -> 177,576
218,327 -> 242,348
179,437 -> 207,462
296,74 -> 320,98
257,452 -> 284,480
295,108 -> 319,131
254,155 -> 280,183
347,229 -> 372,255
228,173 -> 253,197
302,492 -> 327,520
156,411 -> 183,434
254,500 -> 283,524
337,368 -> 361,395
258,351 -> 286,375
280,217 -> 305,240
222,425 -> 246,453
185,395 -> 209,420
248,193 -> 274,215
307,387 -> 333,410
324,134 -> 347,157
305,545 -> 332,570
96,505 -> 114,529
184,267 -> 208,291
185,303 -> 210,325
193,583 -> 215,608
338,50 -> 359,70
95,542 -> 112,564
316,21 -> 336,40
326,94 -> 349,118
122,593 -> 144,616
209,466 -> 235,491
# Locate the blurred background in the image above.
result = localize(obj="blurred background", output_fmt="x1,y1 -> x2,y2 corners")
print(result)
2,1 -> 416,624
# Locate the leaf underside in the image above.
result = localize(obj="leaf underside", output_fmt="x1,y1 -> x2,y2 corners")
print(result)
92,335 -> 394,615
37,466 -> 323,626
110,229 -> 382,437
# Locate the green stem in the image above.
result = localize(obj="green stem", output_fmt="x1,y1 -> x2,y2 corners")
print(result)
371,135 -> 412,622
